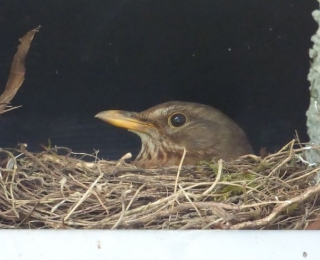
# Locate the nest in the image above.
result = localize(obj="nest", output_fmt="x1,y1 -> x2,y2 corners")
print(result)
0,140 -> 320,230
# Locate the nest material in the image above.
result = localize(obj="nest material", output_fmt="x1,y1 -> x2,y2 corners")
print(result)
0,140 -> 320,230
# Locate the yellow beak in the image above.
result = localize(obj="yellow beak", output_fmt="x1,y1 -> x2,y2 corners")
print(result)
95,110 -> 154,132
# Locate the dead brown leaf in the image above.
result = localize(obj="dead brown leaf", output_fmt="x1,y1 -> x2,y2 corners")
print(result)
0,25 -> 41,114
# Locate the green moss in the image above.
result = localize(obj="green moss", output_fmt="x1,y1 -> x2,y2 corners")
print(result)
220,172 -> 255,182
197,160 -> 219,171
285,203 -> 299,214
221,185 -> 244,196
254,161 -> 269,172
197,161 -> 263,199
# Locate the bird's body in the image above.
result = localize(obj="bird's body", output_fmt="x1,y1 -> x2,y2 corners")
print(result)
96,101 -> 252,168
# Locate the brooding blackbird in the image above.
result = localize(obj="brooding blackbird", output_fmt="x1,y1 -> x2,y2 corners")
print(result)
96,101 -> 252,168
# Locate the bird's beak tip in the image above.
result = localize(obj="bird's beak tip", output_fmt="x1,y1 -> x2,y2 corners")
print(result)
95,110 -> 117,120
95,112 -> 104,119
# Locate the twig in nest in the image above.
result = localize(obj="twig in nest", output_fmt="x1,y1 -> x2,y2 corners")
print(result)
202,159 -> 223,196
267,140 -> 295,177
64,162 -> 105,221
20,144 -> 57,177
17,201 -> 39,227
126,184 -> 146,211
179,184 -> 201,217
116,153 -> 132,167
174,148 -> 187,194
112,189 -> 132,229
231,181 -> 320,229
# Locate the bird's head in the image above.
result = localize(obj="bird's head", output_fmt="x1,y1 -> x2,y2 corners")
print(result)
96,101 -> 252,168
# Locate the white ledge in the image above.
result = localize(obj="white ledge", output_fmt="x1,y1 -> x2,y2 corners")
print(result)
1,230 -> 319,260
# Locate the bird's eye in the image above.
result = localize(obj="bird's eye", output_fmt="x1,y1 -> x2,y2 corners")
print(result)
169,113 -> 187,127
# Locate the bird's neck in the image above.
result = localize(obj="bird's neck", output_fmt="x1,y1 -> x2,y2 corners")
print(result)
134,135 -> 186,168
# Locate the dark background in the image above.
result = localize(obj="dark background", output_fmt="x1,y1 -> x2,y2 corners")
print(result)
0,0 -> 317,160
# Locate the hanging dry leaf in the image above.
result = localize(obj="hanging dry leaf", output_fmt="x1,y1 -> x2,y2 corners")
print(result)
0,25 -> 41,114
